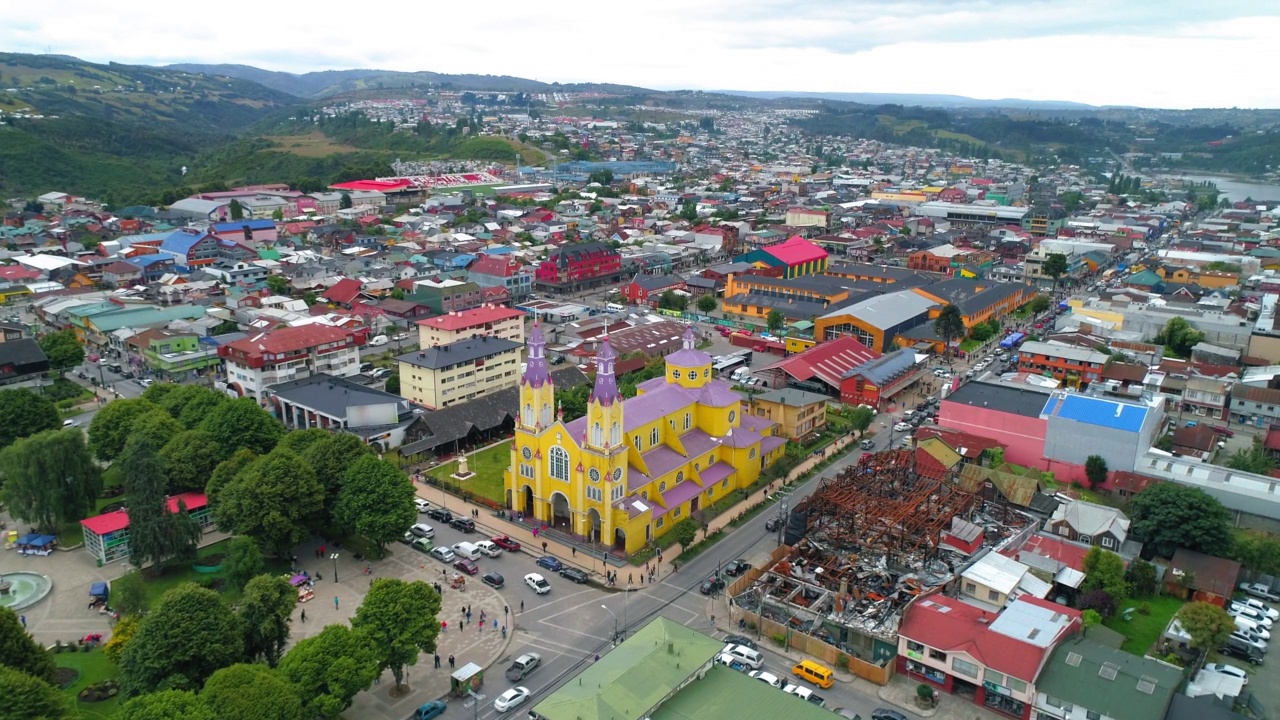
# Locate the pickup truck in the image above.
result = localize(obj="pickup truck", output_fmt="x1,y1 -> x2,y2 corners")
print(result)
1239,582 -> 1280,602
505,653 -> 542,682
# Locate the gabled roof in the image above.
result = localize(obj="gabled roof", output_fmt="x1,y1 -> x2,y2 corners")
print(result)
396,336 -> 521,370
1169,548 -> 1241,596
224,324 -> 353,357
321,277 -> 364,304
844,346 -> 919,385
763,235 -> 828,266
761,335 -> 879,388
1050,499 -> 1130,540
1036,636 -> 1181,720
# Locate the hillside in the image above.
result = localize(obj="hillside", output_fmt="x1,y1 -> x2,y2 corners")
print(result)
166,63 -> 653,99
720,90 -> 1100,110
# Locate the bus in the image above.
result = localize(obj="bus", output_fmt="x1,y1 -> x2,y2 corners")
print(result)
999,332 -> 1026,350
711,354 -> 749,375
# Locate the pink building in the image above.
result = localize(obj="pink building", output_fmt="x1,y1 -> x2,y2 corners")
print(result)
938,383 -> 1048,469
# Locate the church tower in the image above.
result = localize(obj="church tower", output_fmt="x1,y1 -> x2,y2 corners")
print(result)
586,336 -> 623,450
519,322 -> 555,432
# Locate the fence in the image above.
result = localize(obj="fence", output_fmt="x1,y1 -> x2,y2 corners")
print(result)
725,546 -> 895,686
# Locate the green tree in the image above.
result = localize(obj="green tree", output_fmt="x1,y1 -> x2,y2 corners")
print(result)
1126,558 -> 1159,597
0,665 -> 71,720
390,287 -> 406,301
120,438 -> 202,571
239,575 -> 296,667
335,456 -> 416,552
201,664 -> 303,720
120,583 -> 245,696
104,614 -> 141,664
159,429 -> 226,492
1227,436 -> 1275,475
1028,295 -> 1051,314
199,397 -> 284,456
385,373 -> 400,394
278,624 -> 379,719
0,387 -> 60,449
933,304 -> 965,361
224,536 -> 266,591
339,192 -> 352,210
696,294 -> 718,314
271,208 -> 285,221
111,571 -> 148,616
119,690 -> 216,720
766,310 -> 785,334
1152,316 -> 1205,358
846,405 -> 874,436
0,607 -> 57,683
1129,482 -> 1233,557
37,329 -> 84,372
1042,253 -> 1069,293
88,397 -> 159,461
1177,601 -> 1235,649
351,579 -> 442,689
1233,531 -> 1280,577
130,408 -> 184,451
214,448 -> 323,556
677,200 -> 698,222
265,275 -> 291,295
0,429 -> 101,532
1084,455 -> 1108,489
1080,546 -> 1129,602
276,427 -> 330,456
212,319 -> 240,335
300,433 -> 372,525
657,289 -> 688,311
229,199 -> 244,221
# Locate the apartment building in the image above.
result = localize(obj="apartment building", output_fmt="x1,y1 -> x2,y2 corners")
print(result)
396,335 -> 522,410
1016,341 -> 1110,389
416,305 -> 527,347
218,324 -> 361,399
747,388 -> 829,441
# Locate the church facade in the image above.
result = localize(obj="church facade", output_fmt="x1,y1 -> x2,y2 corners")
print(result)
504,324 -> 788,554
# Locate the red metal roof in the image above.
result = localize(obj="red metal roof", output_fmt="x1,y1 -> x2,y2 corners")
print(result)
764,236 -> 828,266
762,336 -> 879,388
1003,533 -> 1091,572
899,595 -> 1072,681
322,278 -> 363,305
80,492 -> 207,536
223,325 -> 354,358
329,179 -> 412,192
417,305 -> 525,332
469,255 -> 522,277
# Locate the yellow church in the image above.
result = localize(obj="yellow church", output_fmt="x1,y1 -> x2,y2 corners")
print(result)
504,324 -> 787,554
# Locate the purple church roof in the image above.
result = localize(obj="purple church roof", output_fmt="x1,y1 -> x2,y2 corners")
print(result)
522,323 -> 552,388
655,480 -> 704,518
591,336 -> 620,406
665,323 -> 712,368
623,384 -> 696,431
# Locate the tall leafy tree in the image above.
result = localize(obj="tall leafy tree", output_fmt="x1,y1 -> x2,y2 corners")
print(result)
766,310 -> 785,334
278,625 -> 379,720
1129,482 -> 1233,557
1226,436 -> 1275,475
696,293 -> 718,314
0,608 -> 57,683
0,387 -> 60,449
1042,252 -> 1069,293
159,429 -> 226,492
119,690 -> 216,720
275,427 -> 330,456
224,536 -> 266,591
155,384 -> 228,428
202,664 -> 302,720
120,583 -> 245,696
1084,455 -> 1108,489
214,448 -> 322,556
0,666 -> 71,720
228,199 -> 244,221
0,429 -> 101,532
301,432 -> 372,524
1080,546 -> 1129,602
933,303 -> 965,361
37,329 -> 85,372
351,579 -> 442,689
1177,601 -> 1235,649
206,448 -> 259,506
88,397 -> 159,461
239,575 -> 296,667
120,438 -> 202,571
1153,316 -> 1205,358
199,397 -> 283,455
129,408 -> 184,451
846,405 -> 874,436
335,456 -> 417,552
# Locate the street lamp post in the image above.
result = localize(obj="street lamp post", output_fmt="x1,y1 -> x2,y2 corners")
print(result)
330,553 -> 339,583
601,604 -> 618,645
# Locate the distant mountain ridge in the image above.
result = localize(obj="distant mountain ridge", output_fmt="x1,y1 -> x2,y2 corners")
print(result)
165,63 -> 653,99
717,90 -> 1100,110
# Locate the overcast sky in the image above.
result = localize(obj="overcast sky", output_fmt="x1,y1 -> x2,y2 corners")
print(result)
3,1 -> 1277,108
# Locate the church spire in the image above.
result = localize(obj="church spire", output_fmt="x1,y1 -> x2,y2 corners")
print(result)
681,323 -> 696,350
523,322 -> 551,388
592,335 -> 620,406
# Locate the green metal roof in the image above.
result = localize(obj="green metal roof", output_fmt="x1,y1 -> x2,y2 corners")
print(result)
531,617 -> 725,720
86,305 -> 207,332
650,664 -> 840,720
1035,636 -> 1183,720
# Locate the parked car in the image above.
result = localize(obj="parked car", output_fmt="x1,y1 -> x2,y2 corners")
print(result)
410,537 -> 434,554
491,536 -> 521,552
481,571 -> 504,588
1240,582 -> 1280,602
62,418 -> 79,427
1230,602 -> 1275,628
414,498 -> 431,513
1208,424 -> 1236,438
871,710 -> 909,720
474,540 -> 502,557
426,507 -> 453,523
368,335 -> 389,347
493,687 -> 530,713
764,517 -> 782,532
536,555 -> 562,571
699,576 -> 726,595
893,422 -> 912,432
409,523 -> 435,538
454,558 -> 479,576
748,670 -> 783,689
412,700 -> 448,720
1241,597 -> 1280,620
1204,663 -> 1249,685
430,546 -> 456,563
1219,641 -> 1264,665
450,517 -> 476,533
505,653 -> 542,682
559,567 -> 589,584
722,634 -> 758,651
723,559 -> 751,577
524,573 -> 551,594
859,439 -> 874,450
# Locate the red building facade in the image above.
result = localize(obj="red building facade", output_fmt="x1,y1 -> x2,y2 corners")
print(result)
534,242 -> 623,291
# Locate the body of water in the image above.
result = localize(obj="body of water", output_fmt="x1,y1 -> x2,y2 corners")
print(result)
1171,174 -> 1280,203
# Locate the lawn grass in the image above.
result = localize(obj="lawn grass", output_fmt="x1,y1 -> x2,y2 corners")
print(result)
137,539 -> 290,610
1103,595 -> 1183,655
427,440 -> 512,504
56,648 -> 121,720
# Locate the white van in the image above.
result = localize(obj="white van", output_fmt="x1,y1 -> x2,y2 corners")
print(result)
368,335 -> 389,347
721,644 -> 764,670
451,541 -> 482,562
1236,616 -> 1271,641
605,303 -> 625,312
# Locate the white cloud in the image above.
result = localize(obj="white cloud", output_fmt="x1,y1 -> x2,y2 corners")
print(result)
0,1 -> 1276,108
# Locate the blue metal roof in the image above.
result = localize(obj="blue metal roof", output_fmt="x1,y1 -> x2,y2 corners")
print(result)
1042,394 -> 1147,433
844,347 -> 918,385
159,229 -> 212,255
211,220 -> 276,232
131,254 -> 173,268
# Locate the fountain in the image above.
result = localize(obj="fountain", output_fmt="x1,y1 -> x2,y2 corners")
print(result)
0,572 -> 53,611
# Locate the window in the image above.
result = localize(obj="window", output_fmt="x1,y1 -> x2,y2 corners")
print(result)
659,482 -> 667,492
673,507 -> 681,518
1045,696 -> 1062,709
729,410 -> 736,423
1006,677 -> 1026,693
694,463 -> 700,472
656,517 -> 664,529
928,649 -> 947,662
520,463 -> 534,479
586,486 -> 603,502
951,658 -> 979,678
987,589 -> 1000,602
1086,712 -> 1101,720
689,370 -> 698,379
985,670 -> 1004,686
676,471 -> 684,482
548,446 -> 570,482
1101,536 -> 1116,549
684,413 -> 691,430
964,582 -> 977,595
906,640 -> 925,653
650,428 -> 659,446
634,436 -> 641,452
749,448 -> 756,459
721,479 -> 729,488
592,422 -> 603,446
672,369 -> 681,379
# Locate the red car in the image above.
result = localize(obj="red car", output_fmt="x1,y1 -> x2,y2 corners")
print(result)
1034,322 -> 1044,329
1208,425 -> 1236,438
491,536 -> 521,552
453,558 -> 479,576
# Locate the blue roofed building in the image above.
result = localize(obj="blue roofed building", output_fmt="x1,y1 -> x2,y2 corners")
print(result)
841,346 -> 929,411
1041,392 -> 1165,481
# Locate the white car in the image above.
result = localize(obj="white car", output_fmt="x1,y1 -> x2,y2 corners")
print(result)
525,573 -> 551,594
493,686 -> 531,713
1230,603 -> 1274,629
748,670 -> 783,689
893,422 -> 912,432
414,498 -> 431,513
62,418 -> 79,427
784,684 -> 816,701
474,540 -> 502,558
1241,597 -> 1280,621
1204,663 -> 1249,685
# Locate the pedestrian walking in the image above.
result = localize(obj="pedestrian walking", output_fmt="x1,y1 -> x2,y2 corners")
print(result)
501,625 -> 507,638
520,600 -> 525,613
434,654 -> 441,668
628,572 -> 633,584
18,615 -> 25,628
542,541 -> 548,553
504,604 -> 509,617
449,655 -> 456,669
461,607 -> 466,619
334,596 -> 340,610
466,610 -> 472,623
493,619 -> 498,630
532,527 -> 538,538
300,609 -> 306,623
441,620 -> 447,632
478,619 -> 484,632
